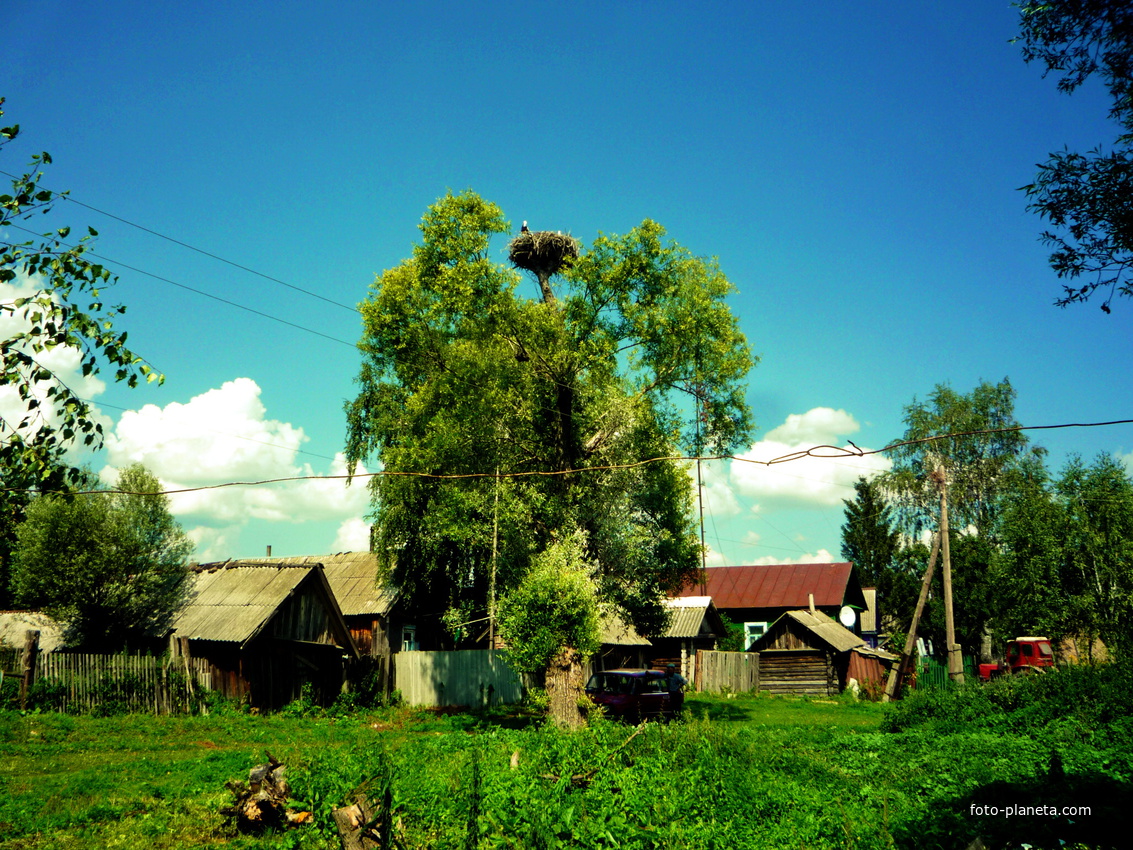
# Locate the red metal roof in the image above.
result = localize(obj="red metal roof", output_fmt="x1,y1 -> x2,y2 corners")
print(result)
680,563 -> 856,610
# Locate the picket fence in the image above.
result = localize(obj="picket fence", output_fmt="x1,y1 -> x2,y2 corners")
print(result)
29,652 -> 213,714
394,649 -> 525,707
695,650 -> 760,693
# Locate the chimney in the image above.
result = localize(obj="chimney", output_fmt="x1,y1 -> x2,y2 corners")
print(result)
266,545 -> 272,558
808,593 -> 816,614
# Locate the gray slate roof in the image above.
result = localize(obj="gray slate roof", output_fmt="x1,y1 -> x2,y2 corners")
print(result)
193,552 -> 397,618
770,609 -> 866,654
599,609 -> 652,646
172,564 -> 315,644
661,596 -> 724,638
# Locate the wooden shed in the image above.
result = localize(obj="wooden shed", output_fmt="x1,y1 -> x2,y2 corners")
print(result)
749,608 -> 895,696
648,596 -> 728,683
170,562 -> 358,710
197,553 -> 400,656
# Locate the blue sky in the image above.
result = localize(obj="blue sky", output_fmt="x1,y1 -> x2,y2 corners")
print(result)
3,0 -> 1132,565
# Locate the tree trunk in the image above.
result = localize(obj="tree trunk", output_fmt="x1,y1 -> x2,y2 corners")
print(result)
545,645 -> 586,729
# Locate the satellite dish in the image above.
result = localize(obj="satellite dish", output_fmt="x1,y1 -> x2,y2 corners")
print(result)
838,606 -> 857,628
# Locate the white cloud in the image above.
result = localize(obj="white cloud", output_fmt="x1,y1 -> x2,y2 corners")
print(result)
749,548 -> 837,566
1118,451 -> 1133,476
1,277 -> 112,457
729,407 -> 892,508
688,459 -> 742,518
100,378 -> 371,557
332,518 -> 372,553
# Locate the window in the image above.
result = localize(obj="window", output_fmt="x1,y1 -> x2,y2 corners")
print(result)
744,622 -> 768,650
402,625 -> 419,652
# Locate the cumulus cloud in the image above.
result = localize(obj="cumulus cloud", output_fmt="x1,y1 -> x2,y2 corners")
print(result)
332,518 -> 372,553
749,548 -> 837,566
729,407 -> 892,508
100,378 -> 371,556
0,277 -> 112,456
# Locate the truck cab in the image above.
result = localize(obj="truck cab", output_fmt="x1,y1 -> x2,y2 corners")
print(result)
979,637 -> 1056,681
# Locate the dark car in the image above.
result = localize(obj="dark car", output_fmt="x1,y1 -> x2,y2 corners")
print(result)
584,668 -> 674,722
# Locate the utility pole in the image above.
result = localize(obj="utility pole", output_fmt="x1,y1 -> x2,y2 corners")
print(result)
936,466 -> 964,683
882,533 -> 940,702
489,466 -> 499,651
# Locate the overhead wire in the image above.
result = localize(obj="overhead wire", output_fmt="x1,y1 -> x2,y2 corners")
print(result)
0,168 -> 361,315
2,225 -> 358,349
5,417 -> 1133,497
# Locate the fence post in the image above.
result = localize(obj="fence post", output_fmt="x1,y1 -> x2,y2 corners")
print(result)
19,630 -> 40,710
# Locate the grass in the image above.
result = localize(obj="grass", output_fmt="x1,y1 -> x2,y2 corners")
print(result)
0,682 -> 1128,849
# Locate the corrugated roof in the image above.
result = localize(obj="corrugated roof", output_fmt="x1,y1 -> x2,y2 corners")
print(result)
681,563 -> 856,609
662,596 -> 715,638
194,552 -> 397,617
599,609 -> 652,646
754,609 -> 865,654
173,564 -> 313,644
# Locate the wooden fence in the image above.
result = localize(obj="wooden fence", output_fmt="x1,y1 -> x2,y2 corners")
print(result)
695,650 -> 760,693
394,649 -> 524,707
22,652 -> 212,714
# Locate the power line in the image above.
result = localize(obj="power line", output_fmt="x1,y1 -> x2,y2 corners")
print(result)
6,417 -> 1133,497
2,226 -> 358,349
0,168 -> 361,315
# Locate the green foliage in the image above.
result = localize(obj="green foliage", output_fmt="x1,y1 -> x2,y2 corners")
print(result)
345,190 -> 753,696
0,98 -> 162,495
1056,452 -> 1133,654
882,663 -> 1133,740
880,380 -> 1028,655
840,476 -> 899,589
882,378 -> 1027,538
11,463 -> 193,650
1,687 -> 1131,850
715,612 -> 745,652
497,532 -> 601,673
1016,2 -> 1133,311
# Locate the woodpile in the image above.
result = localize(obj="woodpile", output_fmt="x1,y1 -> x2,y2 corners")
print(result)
221,754 -> 312,833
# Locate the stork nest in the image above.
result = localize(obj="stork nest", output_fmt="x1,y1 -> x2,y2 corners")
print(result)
508,230 -> 580,278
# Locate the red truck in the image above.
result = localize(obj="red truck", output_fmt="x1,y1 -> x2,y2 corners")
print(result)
978,637 -> 1056,681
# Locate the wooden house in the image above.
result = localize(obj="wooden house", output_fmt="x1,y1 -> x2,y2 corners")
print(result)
588,609 -> 653,672
748,607 -> 896,696
648,596 -> 728,683
170,562 -> 358,710
679,562 -> 868,649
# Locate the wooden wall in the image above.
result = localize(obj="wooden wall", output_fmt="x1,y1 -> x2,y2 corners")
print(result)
758,649 -> 836,695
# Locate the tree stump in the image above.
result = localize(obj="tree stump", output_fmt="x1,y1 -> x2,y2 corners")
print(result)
222,754 -> 312,833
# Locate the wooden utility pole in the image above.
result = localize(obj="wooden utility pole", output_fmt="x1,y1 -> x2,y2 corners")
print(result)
882,533 -> 940,703
938,469 -> 964,683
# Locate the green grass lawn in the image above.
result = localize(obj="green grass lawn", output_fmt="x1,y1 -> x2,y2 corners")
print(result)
0,687 -> 1127,850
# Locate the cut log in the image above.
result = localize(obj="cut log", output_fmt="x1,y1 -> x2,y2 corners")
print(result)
222,754 -> 311,834
333,783 -> 393,850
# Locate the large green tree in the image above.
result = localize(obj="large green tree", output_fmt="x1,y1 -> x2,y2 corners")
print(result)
840,476 -> 900,590
1056,453 -> 1133,656
12,464 -> 193,651
345,190 -> 754,726
988,452 -> 1069,644
880,379 -> 1028,661
1016,1 -> 1133,312
1,98 -> 161,605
